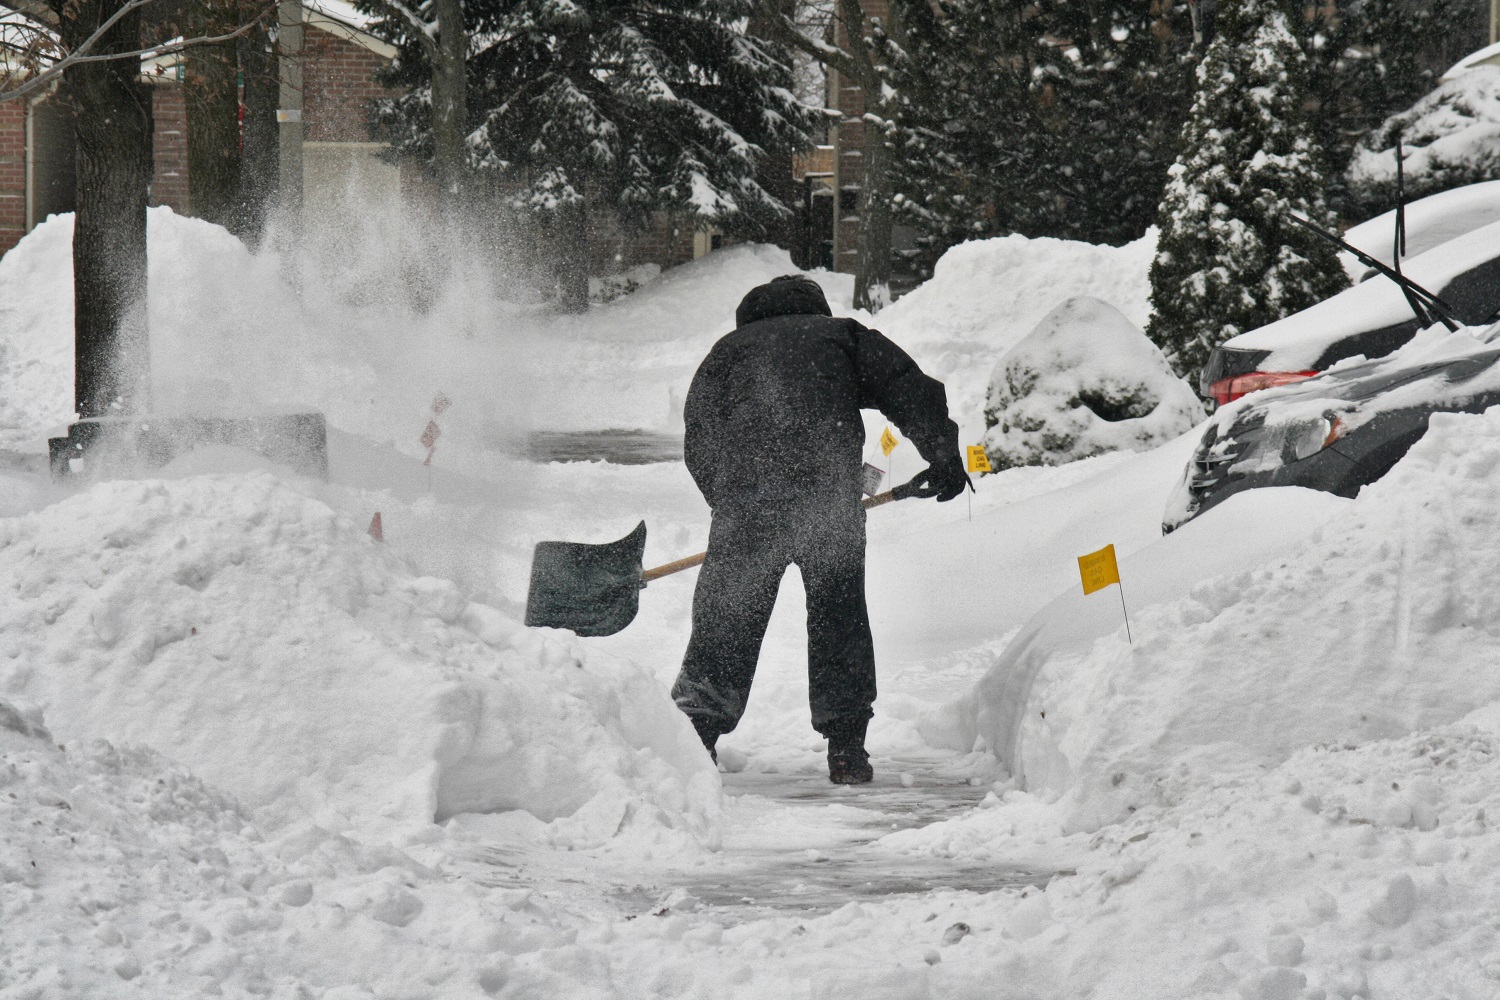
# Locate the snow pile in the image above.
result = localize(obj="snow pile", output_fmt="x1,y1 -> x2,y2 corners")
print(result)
0,208 -> 549,463
981,297 -> 1202,469
0,696 -> 590,997
1348,66 -> 1500,208
876,232 -> 1157,439
0,473 -> 718,847
865,711 -> 1500,999
993,406 -> 1500,834
0,215 -> 73,451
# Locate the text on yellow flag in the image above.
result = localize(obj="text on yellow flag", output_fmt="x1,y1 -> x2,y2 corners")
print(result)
880,426 -> 899,456
966,445 -> 992,474
1077,543 -> 1121,596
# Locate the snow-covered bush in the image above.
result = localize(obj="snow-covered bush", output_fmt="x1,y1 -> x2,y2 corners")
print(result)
1346,66 -> 1500,218
981,297 -> 1203,470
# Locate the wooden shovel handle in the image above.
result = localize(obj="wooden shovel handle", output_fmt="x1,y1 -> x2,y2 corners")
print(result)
641,552 -> 708,582
639,481 -> 920,584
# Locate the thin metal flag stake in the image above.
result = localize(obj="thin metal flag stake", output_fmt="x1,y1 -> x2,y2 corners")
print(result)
1117,576 -> 1133,645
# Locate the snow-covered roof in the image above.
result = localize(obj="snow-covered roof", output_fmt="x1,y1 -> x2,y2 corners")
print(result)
1443,39 -> 1500,81
302,0 -> 397,60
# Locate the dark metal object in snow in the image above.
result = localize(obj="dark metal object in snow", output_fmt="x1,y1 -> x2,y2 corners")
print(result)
48,412 -> 329,482
525,430 -> 684,465
1284,213 -> 1460,333
525,479 -> 921,637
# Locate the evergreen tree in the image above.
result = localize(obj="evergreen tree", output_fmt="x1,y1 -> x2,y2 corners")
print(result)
881,0 -> 1194,268
374,0 -> 815,311
1146,0 -> 1349,380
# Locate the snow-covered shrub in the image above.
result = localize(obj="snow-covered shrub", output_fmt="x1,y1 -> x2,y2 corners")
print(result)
1346,66 -> 1500,218
982,297 -> 1203,469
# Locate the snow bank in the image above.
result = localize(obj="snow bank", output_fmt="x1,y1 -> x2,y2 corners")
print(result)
863,709 -> 1500,999
981,297 -> 1202,469
994,406 -> 1500,833
0,473 -> 718,846
876,231 -> 1157,440
1,695 -> 598,997
0,216 -> 73,451
1349,66 -> 1500,207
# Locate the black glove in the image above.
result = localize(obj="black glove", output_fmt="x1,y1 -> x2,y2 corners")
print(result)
910,457 -> 970,502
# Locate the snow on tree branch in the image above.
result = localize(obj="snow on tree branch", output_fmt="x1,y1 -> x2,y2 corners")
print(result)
0,0 -> 277,102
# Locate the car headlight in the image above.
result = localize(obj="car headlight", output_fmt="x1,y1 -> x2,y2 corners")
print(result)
1286,414 -> 1346,462
1234,413 -> 1347,470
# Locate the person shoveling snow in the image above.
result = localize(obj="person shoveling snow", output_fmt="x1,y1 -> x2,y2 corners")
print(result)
672,274 -> 967,784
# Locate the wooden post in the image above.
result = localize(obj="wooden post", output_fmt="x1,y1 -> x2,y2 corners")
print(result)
276,0 -> 303,228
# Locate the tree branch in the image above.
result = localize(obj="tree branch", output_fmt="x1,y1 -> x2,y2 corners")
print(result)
775,9 -> 861,82
362,0 -> 439,58
1,0 -> 277,102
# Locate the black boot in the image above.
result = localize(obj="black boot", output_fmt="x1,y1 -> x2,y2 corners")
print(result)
824,714 -> 873,785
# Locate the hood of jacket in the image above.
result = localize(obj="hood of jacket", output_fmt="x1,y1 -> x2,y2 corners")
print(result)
735,275 -> 832,327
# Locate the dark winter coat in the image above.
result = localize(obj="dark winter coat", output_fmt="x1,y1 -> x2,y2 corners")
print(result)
684,277 -> 959,510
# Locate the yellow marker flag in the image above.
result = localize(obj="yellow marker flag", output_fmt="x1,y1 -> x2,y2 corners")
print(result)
880,426 -> 898,456
1077,543 -> 1121,596
966,445 -> 992,474
1077,543 -> 1132,643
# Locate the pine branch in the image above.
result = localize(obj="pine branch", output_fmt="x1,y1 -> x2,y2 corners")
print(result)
774,7 -> 860,81
364,0 -> 440,56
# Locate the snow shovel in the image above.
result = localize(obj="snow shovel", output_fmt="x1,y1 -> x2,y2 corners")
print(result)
525,479 -> 922,637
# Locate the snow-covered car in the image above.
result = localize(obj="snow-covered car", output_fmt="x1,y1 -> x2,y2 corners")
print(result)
1200,203 -> 1500,408
1166,327 -> 1500,531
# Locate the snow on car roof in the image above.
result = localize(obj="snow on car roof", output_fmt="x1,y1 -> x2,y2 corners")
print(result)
1341,180 -> 1500,268
1223,217 -> 1500,370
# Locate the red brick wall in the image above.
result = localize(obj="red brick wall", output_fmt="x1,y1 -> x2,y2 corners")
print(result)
0,100 -> 26,257
151,82 -> 190,214
303,31 -> 396,143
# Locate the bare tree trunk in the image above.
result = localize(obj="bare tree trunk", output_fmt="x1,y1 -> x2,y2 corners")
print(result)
186,0 -> 243,229
838,0 -> 893,312
429,0 -> 468,211
53,0 -> 152,418
238,9 -> 279,242
556,201 -> 590,314
857,117 -> 893,310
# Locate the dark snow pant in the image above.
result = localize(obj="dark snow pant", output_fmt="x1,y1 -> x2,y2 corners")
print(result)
671,500 -> 876,741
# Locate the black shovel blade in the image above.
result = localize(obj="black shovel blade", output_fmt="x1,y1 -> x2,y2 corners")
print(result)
524,521 -> 647,637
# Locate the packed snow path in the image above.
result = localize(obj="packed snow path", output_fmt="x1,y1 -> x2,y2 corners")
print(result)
457,749 -> 1060,927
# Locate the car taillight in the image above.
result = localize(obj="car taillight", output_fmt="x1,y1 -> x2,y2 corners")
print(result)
1209,370 -> 1319,407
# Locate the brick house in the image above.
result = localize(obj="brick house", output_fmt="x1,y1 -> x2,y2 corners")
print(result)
815,0 -> 925,294
0,4 -> 783,279
0,99 -> 22,254
0,0 -> 403,258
